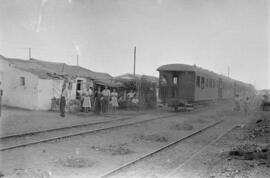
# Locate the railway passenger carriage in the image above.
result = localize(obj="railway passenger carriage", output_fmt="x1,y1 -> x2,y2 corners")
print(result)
157,64 -> 254,108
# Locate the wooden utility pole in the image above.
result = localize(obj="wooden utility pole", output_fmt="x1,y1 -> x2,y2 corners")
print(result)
28,48 -> 32,59
227,66 -> 230,77
76,55 -> 79,66
133,46 -> 136,77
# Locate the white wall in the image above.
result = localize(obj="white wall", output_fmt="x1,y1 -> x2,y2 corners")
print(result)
0,58 -> 39,109
37,79 -> 54,110
37,79 -> 76,110
0,57 -> 84,110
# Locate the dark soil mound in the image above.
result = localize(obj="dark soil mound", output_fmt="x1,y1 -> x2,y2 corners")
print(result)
55,157 -> 95,168
171,122 -> 193,131
91,143 -> 135,155
135,134 -> 169,142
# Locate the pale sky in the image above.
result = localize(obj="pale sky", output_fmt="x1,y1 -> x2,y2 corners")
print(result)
0,0 -> 269,89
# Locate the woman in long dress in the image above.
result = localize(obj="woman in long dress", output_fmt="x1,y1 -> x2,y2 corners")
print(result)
82,87 -> 92,112
111,89 -> 119,112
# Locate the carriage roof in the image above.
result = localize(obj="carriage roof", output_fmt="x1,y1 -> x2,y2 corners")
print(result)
157,64 -> 218,78
157,64 -> 254,88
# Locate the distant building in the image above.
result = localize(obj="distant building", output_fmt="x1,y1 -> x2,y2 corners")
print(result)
0,55 -> 120,110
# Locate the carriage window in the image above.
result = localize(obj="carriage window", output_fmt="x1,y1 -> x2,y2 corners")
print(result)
201,77 -> 205,89
196,76 -> 200,87
160,76 -> 167,86
173,76 -> 178,85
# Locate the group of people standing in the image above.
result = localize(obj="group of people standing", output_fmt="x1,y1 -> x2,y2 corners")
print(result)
234,93 -> 270,113
59,82 -> 120,117
93,86 -> 119,114
78,85 -> 120,114
59,80 -> 139,117
234,94 -> 250,113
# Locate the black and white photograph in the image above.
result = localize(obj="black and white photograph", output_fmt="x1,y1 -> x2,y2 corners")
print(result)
0,0 -> 269,177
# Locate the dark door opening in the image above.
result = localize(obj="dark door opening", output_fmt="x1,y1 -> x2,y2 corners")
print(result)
76,80 -> 82,99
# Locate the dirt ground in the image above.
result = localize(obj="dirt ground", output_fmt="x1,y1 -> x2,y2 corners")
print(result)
204,112 -> 270,178
0,98 -> 269,178
164,111 -> 270,178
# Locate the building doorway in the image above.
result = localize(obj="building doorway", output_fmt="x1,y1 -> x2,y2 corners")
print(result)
76,80 -> 83,99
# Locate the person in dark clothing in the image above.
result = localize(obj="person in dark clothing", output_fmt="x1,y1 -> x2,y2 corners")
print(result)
94,87 -> 102,114
102,86 -> 110,113
60,81 -> 69,117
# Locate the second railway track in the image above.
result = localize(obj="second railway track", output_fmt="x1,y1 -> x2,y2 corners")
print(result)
0,113 -> 177,151
99,119 -> 226,178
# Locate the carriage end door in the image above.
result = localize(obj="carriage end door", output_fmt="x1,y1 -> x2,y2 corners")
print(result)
172,74 -> 179,98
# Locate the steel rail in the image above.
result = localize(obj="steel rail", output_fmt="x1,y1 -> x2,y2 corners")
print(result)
0,116 -> 132,140
164,125 -> 237,178
1,112 -> 157,140
0,114 -> 177,151
99,120 -> 224,178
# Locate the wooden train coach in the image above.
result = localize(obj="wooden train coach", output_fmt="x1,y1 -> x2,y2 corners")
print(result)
157,64 -> 254,109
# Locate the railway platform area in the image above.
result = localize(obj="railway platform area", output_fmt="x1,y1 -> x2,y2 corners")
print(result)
0,106 -> 153,138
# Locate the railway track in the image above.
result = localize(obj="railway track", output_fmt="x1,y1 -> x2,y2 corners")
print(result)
0,115 -> 132,140
164,125 -> 237,178
99,120 -> 225,178
0,113 -> 177,151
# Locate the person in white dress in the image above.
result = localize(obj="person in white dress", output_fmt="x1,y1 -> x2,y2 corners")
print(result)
111,89 -> 119,112
82,86 -> 92,112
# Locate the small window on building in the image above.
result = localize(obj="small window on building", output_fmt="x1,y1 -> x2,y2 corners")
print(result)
206,78 -> 209,88
196,76 -> 201,87
173,76 -> 178,85
201,77 -> 205,89
213,80 -> 216,88
20,77 -> 25,86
